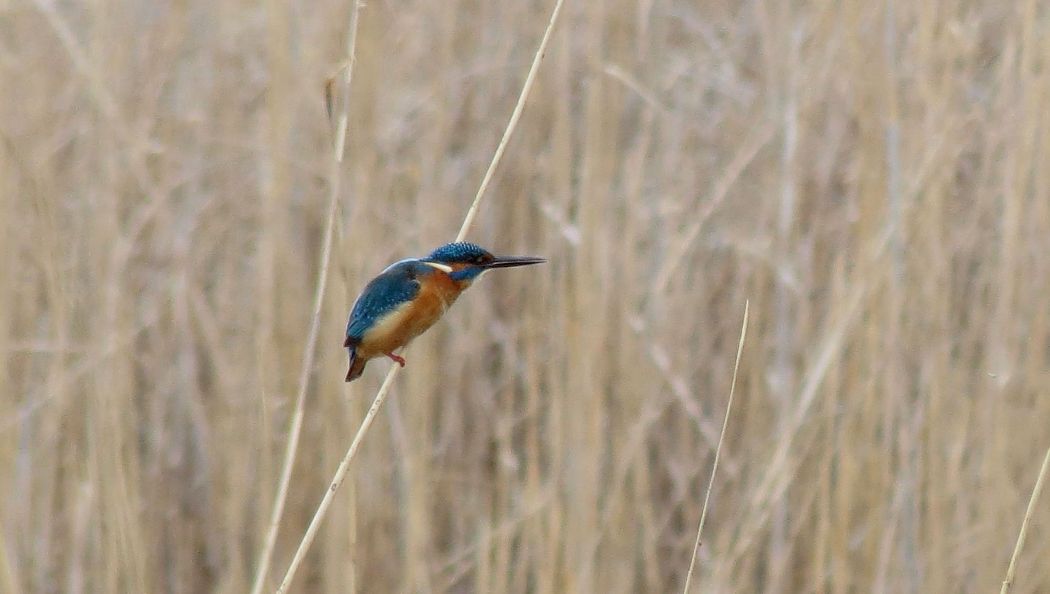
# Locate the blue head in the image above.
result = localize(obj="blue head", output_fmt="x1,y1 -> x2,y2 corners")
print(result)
423,242 -> 545,282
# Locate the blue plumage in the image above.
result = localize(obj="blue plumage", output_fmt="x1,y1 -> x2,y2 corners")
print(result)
427,242 -> 491,264
427,242 -> 495,281
345,260 -> 425,343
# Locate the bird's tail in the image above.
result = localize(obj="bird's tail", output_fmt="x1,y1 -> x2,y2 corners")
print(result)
345,347 -> 367,382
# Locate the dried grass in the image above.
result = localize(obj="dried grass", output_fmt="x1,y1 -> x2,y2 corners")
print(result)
3,0 -> 1050,592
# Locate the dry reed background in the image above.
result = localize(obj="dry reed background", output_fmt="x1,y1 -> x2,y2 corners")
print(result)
2,0 -> 1050,592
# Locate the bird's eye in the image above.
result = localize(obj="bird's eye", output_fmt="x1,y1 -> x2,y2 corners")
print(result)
473,255 -> 487,265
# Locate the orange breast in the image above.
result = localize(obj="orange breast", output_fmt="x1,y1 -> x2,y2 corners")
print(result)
356,273 -> 465,358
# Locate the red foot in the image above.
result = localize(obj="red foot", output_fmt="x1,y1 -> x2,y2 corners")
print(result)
385,352 -> 406,367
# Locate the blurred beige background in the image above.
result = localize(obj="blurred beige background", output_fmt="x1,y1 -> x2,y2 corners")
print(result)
2,0 -> 1049,592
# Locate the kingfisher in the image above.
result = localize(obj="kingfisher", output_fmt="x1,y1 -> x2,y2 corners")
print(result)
343,242 -> 545,382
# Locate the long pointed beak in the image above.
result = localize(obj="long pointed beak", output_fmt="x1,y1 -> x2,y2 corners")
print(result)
484,255 -> 546,269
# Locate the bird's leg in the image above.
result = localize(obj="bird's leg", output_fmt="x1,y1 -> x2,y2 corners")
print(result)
385,352 -> 406,367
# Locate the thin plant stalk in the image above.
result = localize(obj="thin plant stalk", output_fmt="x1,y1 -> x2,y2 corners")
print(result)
1000,446 -> 1050,594
275,363 -> 399,594
682,300 -> 749,593
275,0 -> 566,591
247,3 -> 364,593
456,0 -> 566,242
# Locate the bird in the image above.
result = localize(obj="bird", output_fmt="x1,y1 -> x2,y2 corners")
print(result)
343,242 -> 545,382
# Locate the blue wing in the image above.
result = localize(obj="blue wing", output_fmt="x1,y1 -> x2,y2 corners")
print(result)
345,260 -> 421,345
